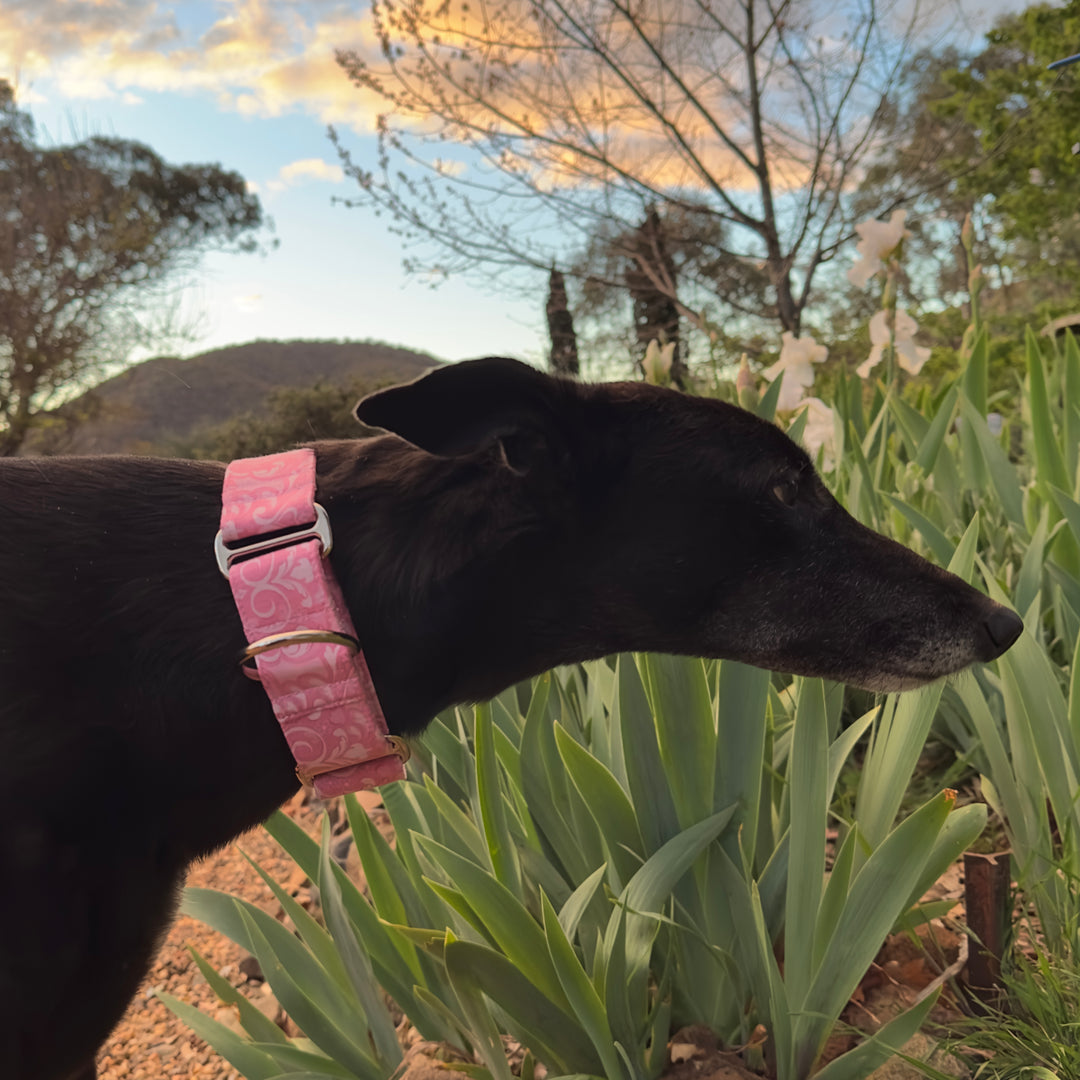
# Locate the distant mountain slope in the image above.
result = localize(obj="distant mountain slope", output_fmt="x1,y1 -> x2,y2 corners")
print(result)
30,339 -> 441,455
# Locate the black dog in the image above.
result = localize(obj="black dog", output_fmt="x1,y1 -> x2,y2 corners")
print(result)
0,357 -> 1021,1080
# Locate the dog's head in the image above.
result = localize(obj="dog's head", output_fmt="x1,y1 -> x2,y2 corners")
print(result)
355,357 -> 1021,699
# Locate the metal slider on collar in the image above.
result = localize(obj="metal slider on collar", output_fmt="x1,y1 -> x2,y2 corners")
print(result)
214,504 -> 332,578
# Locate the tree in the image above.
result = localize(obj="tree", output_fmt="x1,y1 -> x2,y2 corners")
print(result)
184,380 -> 387,461
569,202 -> 771,373
0,81 -> 268,456
545,267 -> 579,376
854,1 -> 1080,309
934,0 -> 1080,285
334,0 -> 933,347
624,209 -> 686,386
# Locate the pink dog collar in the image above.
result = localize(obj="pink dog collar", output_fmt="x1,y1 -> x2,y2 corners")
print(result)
215,449 -> 407,797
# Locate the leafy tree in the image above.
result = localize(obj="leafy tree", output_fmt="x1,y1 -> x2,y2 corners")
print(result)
0,81 -> 268,456
185,381 -> 386,461
857,1 -> 1080,308
624,209 -> 686,386
334,0 -> 931,342
937,1 -> 1080,253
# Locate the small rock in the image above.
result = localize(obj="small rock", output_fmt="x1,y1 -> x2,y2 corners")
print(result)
332,834 -> 353,864
212,1006 -> 244,1037
396,1041 -> 474,1080
671,1042 -> 703,1063
238,955 -> 264,983
870,1033 -> 969,1079
250,983 -> 282,1023
354,789 -> 384,812
285,864 -> 309,894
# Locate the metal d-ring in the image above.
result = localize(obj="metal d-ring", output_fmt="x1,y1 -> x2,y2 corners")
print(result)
240,629 -> 360,668
385,735 -> 412,763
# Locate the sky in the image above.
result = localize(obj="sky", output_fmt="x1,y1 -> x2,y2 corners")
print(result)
2,0 -> 1026,369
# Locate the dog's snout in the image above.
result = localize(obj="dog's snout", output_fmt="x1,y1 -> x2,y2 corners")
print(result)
983,605 -> 1024,657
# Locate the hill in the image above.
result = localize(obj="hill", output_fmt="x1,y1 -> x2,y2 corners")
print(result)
27,339 -> 440,456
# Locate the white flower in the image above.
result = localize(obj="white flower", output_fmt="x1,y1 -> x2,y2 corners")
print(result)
763,332 -> 827,411
1029,168 -> 1043,186
735,356 -> 755,394
857,308 -> 931,379
847,209 -> 909,288
642,339 -> 675,384
793,396 -> 837,470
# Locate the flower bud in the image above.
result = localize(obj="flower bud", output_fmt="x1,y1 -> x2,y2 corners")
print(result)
736,356 -> 759,411
961,212 -> 974,253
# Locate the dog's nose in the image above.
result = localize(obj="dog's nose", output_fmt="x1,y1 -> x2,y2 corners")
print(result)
983,605 -> 1023,657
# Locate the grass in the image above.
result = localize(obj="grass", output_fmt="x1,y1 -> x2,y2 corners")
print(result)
947,932 -> 1080,1079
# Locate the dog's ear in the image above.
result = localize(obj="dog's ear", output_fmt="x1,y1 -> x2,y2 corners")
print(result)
356,357 -> 570,468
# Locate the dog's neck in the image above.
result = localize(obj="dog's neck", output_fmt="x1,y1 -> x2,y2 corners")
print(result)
310,437 -> 594,734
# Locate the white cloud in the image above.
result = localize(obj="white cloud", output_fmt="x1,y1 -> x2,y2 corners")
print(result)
0,0 -> 383,131
279,157 -> 344,184
263,156 -> 345,194
233,292 -> 264,313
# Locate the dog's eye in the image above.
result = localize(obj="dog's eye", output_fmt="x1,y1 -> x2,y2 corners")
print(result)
772,478 -> 799,507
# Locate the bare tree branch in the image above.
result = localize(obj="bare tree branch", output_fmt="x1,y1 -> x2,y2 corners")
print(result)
334,0 -> 934,346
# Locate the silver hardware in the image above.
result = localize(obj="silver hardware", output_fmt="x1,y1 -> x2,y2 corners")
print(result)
215,503 -> 332,577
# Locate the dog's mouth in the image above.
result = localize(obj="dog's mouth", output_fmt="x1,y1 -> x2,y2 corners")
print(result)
832,646 -> 1014,695
842,670 -> 943,694
780,646 -> 989,694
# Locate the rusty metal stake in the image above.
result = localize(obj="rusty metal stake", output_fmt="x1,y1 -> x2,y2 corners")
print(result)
963,850 -> 1012,1000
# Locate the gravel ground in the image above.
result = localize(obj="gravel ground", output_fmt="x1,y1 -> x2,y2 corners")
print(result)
95,787 -> 334,1080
